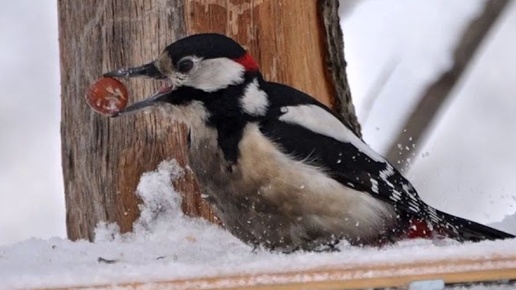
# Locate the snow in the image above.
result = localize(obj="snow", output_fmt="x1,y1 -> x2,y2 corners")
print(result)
1,160 -> 515,289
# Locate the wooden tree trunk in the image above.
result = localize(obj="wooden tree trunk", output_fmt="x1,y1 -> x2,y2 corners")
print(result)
58,0 -> 358,241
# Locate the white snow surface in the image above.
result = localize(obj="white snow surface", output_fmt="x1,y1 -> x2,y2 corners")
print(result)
1,160 -> 515,289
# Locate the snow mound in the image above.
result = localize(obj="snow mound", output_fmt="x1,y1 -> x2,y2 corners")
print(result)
1,160 -> 515,289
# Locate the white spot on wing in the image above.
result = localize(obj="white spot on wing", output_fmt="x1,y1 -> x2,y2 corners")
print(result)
278,105 -> 385,162
409,205 -> 419,212
378,164 -> 426,215
370,178 -> 379,193
390,194 -> 401,201
240,79 -> 269,116
379,165 -> 400,192
379,165 -> 395,184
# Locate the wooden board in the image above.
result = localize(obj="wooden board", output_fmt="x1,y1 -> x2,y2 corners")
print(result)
49,254 -> 516,290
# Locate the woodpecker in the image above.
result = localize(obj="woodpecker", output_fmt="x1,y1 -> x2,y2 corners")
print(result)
104,33 -> 513,252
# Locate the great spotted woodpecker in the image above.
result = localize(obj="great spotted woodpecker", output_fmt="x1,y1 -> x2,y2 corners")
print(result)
104,33 -> 513,252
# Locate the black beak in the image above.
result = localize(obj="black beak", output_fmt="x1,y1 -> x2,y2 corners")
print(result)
103,62 -> 165,79
105,62 -> 174,117
111,90 -> 168,118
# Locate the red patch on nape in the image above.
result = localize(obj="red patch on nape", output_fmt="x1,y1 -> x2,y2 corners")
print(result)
406,218 -> 434,239
234,53 -> 259,72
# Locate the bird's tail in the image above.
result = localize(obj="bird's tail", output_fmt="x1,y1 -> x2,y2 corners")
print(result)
434,209 -> 514,241
404,210 -> 514,242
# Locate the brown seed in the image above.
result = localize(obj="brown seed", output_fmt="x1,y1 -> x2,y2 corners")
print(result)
85,77 -> 128,116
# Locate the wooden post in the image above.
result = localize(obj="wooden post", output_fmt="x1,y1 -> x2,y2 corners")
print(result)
58,0 -> 357,241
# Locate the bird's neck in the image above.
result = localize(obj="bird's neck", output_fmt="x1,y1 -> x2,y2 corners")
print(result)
201,71 -> 264,113
200,72 -> 265,164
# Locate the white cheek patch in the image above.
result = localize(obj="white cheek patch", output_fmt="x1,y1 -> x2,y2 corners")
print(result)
240,79 -> 269,116
186,57 -> 245,92
278,104 -> 386,163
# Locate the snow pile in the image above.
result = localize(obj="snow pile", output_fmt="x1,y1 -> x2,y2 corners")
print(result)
0,160 -> 516,289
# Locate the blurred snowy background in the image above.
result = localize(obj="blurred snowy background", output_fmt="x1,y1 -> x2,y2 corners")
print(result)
0,0 -> 515,246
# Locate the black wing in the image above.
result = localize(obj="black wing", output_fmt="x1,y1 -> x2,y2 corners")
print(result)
260,117 -> 435,217
258,81 -> 440,223
257,81 -> 514,241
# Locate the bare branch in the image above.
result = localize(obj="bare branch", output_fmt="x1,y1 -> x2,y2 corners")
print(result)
386,0 -> 510,170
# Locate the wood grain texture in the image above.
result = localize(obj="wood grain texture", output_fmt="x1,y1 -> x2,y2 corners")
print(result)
185,0 -> 337,109
58,0 -> 217,241
46,254 -> 516,289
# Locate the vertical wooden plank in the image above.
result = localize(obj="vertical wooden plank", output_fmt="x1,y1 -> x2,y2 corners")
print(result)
185,0 -> 335,107
58,0 -> 217,241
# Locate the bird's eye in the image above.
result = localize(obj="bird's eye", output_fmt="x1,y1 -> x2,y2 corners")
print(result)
177,59 -> 194,74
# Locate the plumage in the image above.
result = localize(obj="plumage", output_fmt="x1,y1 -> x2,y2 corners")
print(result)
104,33 -> 514,252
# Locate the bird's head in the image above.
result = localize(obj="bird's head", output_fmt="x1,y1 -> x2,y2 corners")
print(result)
104,33 -> 260,116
